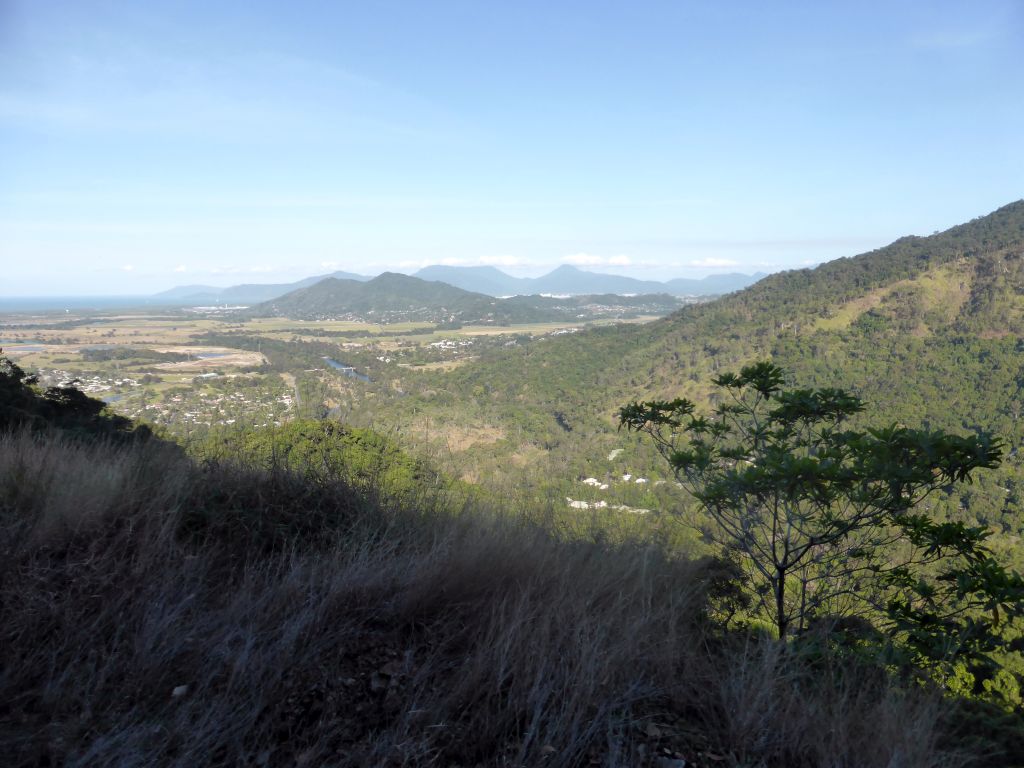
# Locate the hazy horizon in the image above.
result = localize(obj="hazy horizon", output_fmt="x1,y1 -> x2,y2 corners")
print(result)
0,261 -> 773,301
2,0 -> 1022,296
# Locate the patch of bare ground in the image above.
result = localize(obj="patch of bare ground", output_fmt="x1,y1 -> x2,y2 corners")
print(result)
813,262 -> 974,332
150,347 -> 266,370
399,358 -> 475,371
410,418 -> 505,451
509,443 -> 548,467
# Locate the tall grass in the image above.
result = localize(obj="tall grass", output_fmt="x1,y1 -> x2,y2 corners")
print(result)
0,430 -> 983,767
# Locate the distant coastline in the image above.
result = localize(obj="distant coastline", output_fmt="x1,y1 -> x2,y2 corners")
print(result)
0,296 -> 169,311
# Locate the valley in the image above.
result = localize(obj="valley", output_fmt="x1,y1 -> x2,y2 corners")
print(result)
6,4 -> 1023,763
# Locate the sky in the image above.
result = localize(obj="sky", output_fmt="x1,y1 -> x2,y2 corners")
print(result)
1,0 -> 1022,296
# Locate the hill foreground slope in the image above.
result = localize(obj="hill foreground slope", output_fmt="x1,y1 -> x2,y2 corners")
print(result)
3,429 -> 1020,765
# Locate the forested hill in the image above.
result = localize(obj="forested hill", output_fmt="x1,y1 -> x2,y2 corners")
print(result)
256,272 -> 486,321
375,200 -> 1024,534
637,198 -> 1024,370
715,198 -> 1024,334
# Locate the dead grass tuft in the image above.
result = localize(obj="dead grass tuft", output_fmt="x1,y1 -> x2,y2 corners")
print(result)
0,430 -> 988,767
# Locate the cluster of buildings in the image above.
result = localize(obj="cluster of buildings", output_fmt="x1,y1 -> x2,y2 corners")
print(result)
138,389 -> 294,427
37,368 -> 139,396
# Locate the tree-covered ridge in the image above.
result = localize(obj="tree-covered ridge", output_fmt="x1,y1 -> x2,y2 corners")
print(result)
730,199 -> 1024,324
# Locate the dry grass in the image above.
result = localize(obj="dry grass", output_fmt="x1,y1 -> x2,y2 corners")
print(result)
0,431 -> 987,767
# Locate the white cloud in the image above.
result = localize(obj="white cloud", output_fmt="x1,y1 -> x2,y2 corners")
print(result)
392,259 -> 430,270
564,253 -> 634,267
121,264 -> 135,271
173,265 -> 187,272
480,254 -> 538,267
207,265 -> 276,274
388,254 -> 541,271
688,257 -> 738,268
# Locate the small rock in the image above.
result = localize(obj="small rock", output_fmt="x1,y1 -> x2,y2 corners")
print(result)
645,721 -> 663,738
655,758 -> 686,768
540,745 -> 557,756
171,685 -> 188,698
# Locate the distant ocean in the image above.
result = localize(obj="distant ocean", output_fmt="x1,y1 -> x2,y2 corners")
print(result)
0,296 -> 167,311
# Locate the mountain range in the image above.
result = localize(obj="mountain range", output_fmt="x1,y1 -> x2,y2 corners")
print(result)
153,265 -> 764,305
251,272 -> 689,324
410,265 -> 765,297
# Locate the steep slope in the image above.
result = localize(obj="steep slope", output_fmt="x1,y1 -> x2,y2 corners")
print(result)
6,425 -> 999,767
370,201 -> 1024,536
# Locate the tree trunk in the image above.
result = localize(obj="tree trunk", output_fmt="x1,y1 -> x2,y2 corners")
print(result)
776,567 -> 788,638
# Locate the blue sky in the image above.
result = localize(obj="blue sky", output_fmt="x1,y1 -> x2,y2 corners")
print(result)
1,0 -> 1022,295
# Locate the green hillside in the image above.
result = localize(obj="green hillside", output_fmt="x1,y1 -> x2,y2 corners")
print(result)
363,201 -> 1024,541
254,272 -> 490,322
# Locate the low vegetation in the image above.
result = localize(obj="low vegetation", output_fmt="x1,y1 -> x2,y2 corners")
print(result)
5,427 -> 1019,768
